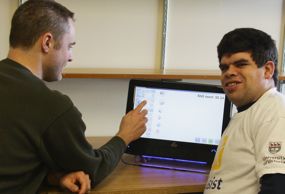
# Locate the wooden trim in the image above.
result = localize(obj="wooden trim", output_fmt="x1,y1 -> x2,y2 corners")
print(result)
63,68 -> 285,81
278,73 -> 285,81
62,68 -> 221,80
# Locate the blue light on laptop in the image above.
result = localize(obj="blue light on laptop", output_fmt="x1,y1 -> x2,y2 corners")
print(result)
142,155 -> 208,165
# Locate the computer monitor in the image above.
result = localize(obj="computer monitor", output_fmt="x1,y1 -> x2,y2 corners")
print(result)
125,79 -> 231,166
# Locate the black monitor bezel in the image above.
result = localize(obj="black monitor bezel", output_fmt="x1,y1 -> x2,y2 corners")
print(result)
125,79 -> 231,165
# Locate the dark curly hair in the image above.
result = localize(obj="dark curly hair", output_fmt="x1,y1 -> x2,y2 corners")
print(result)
217,28 -> 278,85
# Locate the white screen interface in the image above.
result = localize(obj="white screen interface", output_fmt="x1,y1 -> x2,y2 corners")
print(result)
134,86 -> 226,146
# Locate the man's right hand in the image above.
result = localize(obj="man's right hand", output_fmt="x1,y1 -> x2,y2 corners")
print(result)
59,171 -> 91,194
117,100 -> 148,145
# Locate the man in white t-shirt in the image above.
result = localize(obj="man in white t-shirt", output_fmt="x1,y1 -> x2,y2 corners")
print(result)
204,28 -> 285,194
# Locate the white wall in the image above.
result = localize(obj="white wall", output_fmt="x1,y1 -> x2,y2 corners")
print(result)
0,0 -> 17,59
166,0 -> 284,70
56,0 -> 284,71
57,0 -> 162,69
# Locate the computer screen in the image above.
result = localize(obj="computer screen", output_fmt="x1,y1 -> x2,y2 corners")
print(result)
125,79 -> 231,165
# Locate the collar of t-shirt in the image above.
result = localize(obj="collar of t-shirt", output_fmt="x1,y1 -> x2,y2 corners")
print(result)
237,101 -> 256,113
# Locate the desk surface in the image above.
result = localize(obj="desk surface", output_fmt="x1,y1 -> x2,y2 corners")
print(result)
41,137 -> 208,194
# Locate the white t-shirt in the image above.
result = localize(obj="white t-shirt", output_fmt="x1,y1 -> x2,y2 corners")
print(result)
204,88 -> 285,194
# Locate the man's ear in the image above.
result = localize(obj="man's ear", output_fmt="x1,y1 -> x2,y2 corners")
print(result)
41,32 -> 53,53
263,61 -> 275,80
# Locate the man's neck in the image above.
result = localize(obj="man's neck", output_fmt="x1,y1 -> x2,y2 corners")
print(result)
237,101 -> 256,112
7,47 -> 43,79
236,87 -> 275,112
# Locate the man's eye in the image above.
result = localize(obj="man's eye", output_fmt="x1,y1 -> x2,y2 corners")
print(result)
236,63 -> 247,67
219,64 -> 228,71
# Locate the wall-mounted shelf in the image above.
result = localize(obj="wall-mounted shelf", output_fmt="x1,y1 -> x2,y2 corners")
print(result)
62,68 -> 221,80
63,68 -> 285,81
279,72 -> 285,81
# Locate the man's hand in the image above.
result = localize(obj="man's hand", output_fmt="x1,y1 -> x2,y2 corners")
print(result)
59,171 -> 91,194
117,100 -> 148,145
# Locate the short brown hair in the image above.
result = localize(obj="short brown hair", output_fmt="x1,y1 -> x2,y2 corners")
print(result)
9,0 -> 74,49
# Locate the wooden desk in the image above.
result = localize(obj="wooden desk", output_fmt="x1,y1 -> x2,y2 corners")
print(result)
40,137 -> 208,194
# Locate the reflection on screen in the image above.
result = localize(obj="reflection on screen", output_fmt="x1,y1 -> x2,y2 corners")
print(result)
134,86 -> 226,146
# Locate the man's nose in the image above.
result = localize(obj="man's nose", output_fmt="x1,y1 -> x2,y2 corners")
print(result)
68,54 -> 73,62
225,65 -> 238,76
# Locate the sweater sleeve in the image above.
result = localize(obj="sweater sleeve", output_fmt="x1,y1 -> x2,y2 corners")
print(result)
42,105 -> 126,187
259,174 -> 285,194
